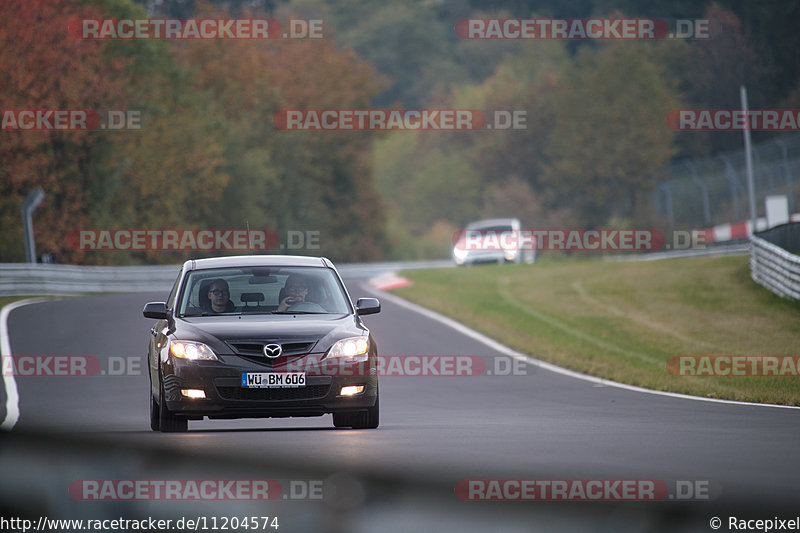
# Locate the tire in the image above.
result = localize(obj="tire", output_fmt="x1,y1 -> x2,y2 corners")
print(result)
158,376 -> 188,433
523,249 -> 535,264
354,394 -> 379,429
333,394 -> 379,429
150,391 -> 160,431
332,412 -> 353,428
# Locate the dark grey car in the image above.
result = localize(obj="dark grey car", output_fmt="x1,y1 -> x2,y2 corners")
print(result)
143,255 -> 380,432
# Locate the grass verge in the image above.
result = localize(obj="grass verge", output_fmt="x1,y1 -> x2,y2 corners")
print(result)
393,255 -> 800,405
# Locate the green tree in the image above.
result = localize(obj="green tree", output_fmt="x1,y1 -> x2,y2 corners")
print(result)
541,40 -> 682,226
175,6 -> 388,260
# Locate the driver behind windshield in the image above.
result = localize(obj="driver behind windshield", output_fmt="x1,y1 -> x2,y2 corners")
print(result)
277,275 -> 309,312
203,279 -> 235,313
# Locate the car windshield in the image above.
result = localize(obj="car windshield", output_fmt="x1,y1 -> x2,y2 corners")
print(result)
177,266 -> 351,316
468,225 -> 514,233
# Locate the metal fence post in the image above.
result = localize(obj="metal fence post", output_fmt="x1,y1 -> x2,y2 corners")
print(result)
21,188 -> 45,264
775,138 -> 794,213
685,161 -> 711,224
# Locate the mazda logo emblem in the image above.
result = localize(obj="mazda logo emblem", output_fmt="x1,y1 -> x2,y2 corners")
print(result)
263,344 -> 282,358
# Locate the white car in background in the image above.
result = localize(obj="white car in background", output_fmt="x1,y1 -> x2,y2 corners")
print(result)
452,218 -> 536,266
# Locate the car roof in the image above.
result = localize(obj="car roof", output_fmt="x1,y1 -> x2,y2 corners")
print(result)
184,255 -> 334,271
465,218 -> 520,229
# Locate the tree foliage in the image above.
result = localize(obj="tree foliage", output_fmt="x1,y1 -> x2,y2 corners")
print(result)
0,0 -> 131,262
541,40 -> 682,225
2,0 -> 798,262
1,0 -> 386,263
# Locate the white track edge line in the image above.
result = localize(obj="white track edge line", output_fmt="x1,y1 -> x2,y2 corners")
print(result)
1,298 -> 50,430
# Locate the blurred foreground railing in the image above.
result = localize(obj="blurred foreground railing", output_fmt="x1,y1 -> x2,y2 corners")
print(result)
750,222 -> 800,300
0,428 -> 785,533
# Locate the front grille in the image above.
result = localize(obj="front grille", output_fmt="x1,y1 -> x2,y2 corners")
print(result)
217,384 -> 330,401
228,342 -> 315,357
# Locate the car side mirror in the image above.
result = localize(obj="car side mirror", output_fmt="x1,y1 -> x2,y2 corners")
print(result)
143,302 -> 168,320
356,297 -> 381,316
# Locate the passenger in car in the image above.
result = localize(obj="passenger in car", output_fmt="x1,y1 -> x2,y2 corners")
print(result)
277,275 -> 310,312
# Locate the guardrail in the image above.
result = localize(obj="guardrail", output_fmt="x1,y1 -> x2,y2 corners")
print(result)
0,260 -> 453,297
0,263 -> 180,296
609,242 -> 750,262
750,222 -> 800,300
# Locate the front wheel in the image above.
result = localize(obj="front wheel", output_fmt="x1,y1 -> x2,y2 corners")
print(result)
355,395 -> 379,429
522,249 -> 536,264
333,395 -> 379,429
150,392 -> 160,431
158,377 -> 188,433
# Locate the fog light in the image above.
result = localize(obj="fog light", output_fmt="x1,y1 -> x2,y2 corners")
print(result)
340,385 -> 365,396
181,389 -> 206,399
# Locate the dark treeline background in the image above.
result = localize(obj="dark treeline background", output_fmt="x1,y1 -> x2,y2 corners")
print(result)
2,0 -> 798,263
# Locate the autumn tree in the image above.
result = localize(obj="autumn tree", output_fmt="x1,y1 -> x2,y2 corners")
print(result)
174,3 -> 388,261
0,0 -> 130,262
0,0 -> 232,264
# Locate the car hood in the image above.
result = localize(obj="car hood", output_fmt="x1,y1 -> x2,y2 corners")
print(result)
171,313 -> 367,355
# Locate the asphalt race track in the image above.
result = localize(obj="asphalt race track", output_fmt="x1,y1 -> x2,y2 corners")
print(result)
1,268 -> 799,532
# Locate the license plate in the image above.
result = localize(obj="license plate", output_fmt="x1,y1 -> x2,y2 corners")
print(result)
241,372 -> 306,388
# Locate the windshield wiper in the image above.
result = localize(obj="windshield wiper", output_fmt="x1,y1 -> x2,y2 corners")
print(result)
271,310 -> 324,314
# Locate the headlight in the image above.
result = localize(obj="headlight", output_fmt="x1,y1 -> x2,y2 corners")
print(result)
453,247 -> 468,260
327,336 -> 369,358
170,341 -> 218,361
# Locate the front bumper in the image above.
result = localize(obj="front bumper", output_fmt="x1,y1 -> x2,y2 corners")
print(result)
161,354 -> 378,419
455,250 -> 516,265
